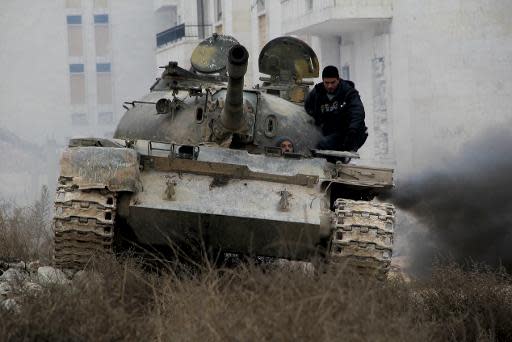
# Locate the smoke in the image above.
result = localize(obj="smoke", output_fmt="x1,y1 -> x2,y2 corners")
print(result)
381,128 -> 512,274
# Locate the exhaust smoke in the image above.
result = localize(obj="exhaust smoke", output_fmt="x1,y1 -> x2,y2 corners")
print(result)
381,129 -> 512,274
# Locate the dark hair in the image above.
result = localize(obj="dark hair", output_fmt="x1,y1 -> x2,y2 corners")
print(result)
322,65 -> 339,79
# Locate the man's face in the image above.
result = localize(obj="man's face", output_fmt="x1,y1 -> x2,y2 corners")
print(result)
280,140 -> 294,153
323,77 -> 340,94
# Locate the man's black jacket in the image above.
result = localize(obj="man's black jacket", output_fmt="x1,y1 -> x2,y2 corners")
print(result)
304,79 -> 366,145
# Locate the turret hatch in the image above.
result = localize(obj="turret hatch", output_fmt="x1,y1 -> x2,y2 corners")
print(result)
191,34 -> 240,75
258,36 -> 319,103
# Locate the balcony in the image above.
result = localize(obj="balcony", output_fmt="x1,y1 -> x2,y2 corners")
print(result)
281,0 -> 393,35
156,24 -> 212,48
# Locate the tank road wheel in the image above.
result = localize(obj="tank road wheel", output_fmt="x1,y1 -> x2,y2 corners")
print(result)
328,199 -> 395,279
53,185 -> 117,270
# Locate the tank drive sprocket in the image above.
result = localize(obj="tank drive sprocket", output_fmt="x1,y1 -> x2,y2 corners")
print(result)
329,199 -> 395,278
53,181 -> 117,269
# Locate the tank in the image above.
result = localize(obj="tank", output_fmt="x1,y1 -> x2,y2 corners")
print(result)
53,34 -> 395,277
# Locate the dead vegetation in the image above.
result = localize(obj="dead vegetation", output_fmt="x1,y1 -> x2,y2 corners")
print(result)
1,194 -> 512,342
0,186 -> 53,263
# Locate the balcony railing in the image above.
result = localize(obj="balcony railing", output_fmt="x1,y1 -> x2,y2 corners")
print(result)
156,24 -> 212,48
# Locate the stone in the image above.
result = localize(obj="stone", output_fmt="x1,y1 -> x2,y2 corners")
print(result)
37,266 -> 70,285
1,298 -> 19,312
23,281 -> 42,293
0,268 -> 27,282
0,282 -> 12,297
27,260 -> 41,272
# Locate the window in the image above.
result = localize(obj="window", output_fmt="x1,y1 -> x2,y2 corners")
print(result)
71,113 -> 87,125
67,16 -> 83,56
94,14 -> 109,24
67,25 -> 83,56
96,63 -> 112,105
69,64 -> 84,73
66,0 -> 81,8
98,112 -> 113,125
96,63 -> 111,72
94,0 -> 108,8
66,15 -> 82,25
95,25 -> 110,56
94,15 -> 110,56
69,64 -> 85,105
215,0 -> 222,21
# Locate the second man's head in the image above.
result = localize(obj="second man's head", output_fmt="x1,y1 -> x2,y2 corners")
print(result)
322,65 -> 340,94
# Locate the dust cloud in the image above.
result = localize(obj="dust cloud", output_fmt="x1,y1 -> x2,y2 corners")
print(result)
381,128 -> 512,274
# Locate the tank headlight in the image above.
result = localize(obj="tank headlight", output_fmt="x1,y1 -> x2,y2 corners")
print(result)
156,98 -> 171,114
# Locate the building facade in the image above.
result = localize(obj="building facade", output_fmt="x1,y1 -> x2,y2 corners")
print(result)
0,0 -> 157,201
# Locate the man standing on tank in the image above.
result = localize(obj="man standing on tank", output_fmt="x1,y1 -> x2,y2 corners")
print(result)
305,65 -> 368,152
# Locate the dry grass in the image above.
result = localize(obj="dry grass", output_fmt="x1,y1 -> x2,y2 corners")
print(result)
1,195 -> 512,341
0,186 -> 53,263
2,257 -> 512,342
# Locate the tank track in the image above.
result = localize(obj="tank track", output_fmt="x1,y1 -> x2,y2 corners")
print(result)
329,199 -> 395,278
53,179 -> 117,269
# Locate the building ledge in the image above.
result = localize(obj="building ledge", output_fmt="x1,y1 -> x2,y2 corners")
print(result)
282,0 -> 392,34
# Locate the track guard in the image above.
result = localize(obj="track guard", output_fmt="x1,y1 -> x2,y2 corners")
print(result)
59,146 -> 142,192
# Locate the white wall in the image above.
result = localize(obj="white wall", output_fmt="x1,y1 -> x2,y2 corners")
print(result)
390,0 -> 512,176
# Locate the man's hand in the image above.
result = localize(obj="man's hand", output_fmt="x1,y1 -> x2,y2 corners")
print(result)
342,129 -> 358,151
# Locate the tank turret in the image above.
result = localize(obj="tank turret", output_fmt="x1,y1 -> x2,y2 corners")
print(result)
220,44 -> 249,132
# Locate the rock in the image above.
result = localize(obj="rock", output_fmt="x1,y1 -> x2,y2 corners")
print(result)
23,281 -> 42,293
0,282 -> 12,297
37,266 -> 70,285
1,298 -> 20,312
0,268 -> 27,282
27,261 -> 41,272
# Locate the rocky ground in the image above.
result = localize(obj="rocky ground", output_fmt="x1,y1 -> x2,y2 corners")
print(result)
0,259 -> 69,312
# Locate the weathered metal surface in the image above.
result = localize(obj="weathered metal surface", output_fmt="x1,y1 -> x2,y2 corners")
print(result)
330,199 -> 395,277
132,171 -> 322,223
152,62 -> 226,91
190,34 -> 239,74
59,147 -> 142,191
331,163 -> 394,188
145,156 -> 318,187
219,44 -> 250,133
125,171 -> 324,259
54,188 -> 116,269
259,36 -> 319,81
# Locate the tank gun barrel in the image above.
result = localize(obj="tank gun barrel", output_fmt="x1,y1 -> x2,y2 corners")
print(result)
221,44 -> 249,131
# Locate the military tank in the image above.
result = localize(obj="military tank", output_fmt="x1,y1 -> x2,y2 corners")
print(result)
53,34 -> 395,276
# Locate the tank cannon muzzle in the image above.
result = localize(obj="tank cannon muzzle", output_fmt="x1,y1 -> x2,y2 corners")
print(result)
227,44 -> 249,78
221,44 -> 249,132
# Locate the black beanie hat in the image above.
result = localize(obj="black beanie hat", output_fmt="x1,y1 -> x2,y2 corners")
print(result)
322,65 -> 339,79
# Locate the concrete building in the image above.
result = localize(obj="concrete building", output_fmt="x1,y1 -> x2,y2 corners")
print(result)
0,0 -> 157,201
